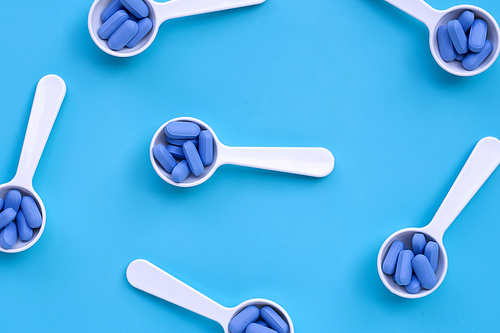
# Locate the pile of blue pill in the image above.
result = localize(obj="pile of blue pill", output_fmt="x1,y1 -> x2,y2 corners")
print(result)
228,305 -> 290,333
438,10 -> 493,70
153,121 -> 214,183
0,190 -> 42,249
382,233 -> 439,294
98,0 -> 153,51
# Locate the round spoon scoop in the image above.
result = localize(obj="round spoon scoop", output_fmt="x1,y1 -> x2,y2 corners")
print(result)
89,0 -> 266,57
127,259 -> 294,333
0,75 -> 66,253
384,0 -> 500,76
378,137 -> 500,298
150,117 -> 335,187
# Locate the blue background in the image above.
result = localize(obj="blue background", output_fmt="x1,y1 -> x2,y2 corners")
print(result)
1,0 -> 499,331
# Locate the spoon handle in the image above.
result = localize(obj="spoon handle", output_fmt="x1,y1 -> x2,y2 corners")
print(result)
427,137 -> 500,238
384,0 -> 441,29
219,146 -> 334,177
127,260 -> 231,325
154,0 -> 265,22
14,75 -> 66,188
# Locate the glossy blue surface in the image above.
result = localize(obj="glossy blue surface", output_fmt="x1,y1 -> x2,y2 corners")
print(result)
412,255 -> 437,290
108,20 -> 139,51
98,9 -> 129,40
411,233 -> 426,255
165,121 -> 201,139
198,130 -> 214,166
448,20 -> 468,54
229,305 -> 260,333
1,0 -> 500,331
394,250 -> 414,286
153,144 -> 177,173
16,210 -> 33,242
182,141 -> 204,176
4,190 -> 21,212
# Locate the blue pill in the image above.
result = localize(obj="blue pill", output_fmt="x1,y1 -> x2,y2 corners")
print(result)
171,160 -> 191,183
261,306 -> 289,333
228,305 -> 260,333
394,250 -> 414,286
108,20 -> 139,51
382,240 -> 404,275
16,210 -> 33,242
458,10 -> 475,32
255,320 -> 270,328
166,137 -> 198,147
101,0 -> 125,22
424,241 -> 439,272
165,122 -> 201,140
153,144 -> 177,174
5,189 -> 22,212
166,145 -> 185,159
120,0 -> 149,19
0,198 -> 3,211
456,53 -> 466,61
469,19 -> 488,52
463,39 -> 493,70
438,25 -> 458,61
126,17 -> 153,48
0,222 -> 17,250
412,254 -> 437,289
405,275 -> 422,294
198,130 -> 214,166
21,196 -> 42,229
0,208 -> 17,230
183,141 -> 204,176
98,10 -> 129,40
246,323 -> 277,333
448,20 -> 468,54
412,233 -> 426,255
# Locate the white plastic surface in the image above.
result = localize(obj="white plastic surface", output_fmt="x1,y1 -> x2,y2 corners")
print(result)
127,259 -> 294,333
0,75 -> 66,253
88,0 -> 266,57
377,137 -> 500,298
384,0 -> 500,76
150,117 -> 335,187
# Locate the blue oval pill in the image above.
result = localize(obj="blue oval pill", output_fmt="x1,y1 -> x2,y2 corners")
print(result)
153,144 -> 177,174
458,10 -> 475,32
255,320 -> 270,328
228,305 -> 260,333
120,0 -> 149,19
438,25 -> 458,61
171,160 -> 191,183
21,196 -> 42,229
16,210 -> 33,242
0,222 -> 17,250
126,17 -> 153,48
98,10 -> 129,40
166,137 -> 198,147
198,130 -> 214,166
108,20 -> 139,51
424,241 -> 439,272
183,141 -> 204,176
463,39 -> 493,70
166,145 -> 185,159
469,19 -> 488,52
246,323 -> 277,333
405,275 -> 422,294
412,233 -> 426,255
382,240 -> 404,275
5,189 -> 22,212
0,208 -> 17,230
412,254 -> 437,289
394,250 -> 414,286
165,122 -> 201,140
448,20 -> 468,54
101,0 -> 125,22
261,306 -> 289,333
456,53 -> 466,61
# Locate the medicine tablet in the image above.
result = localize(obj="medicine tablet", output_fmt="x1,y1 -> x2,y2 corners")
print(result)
469,19 -> 488,52
228,305 -> 260,333
255,320 -> 270,328
166,137 -> 199,147
108,20 -> 139,51
438,25 -> 458,61
5,189 -> 22,212
120,0 -> 150,19
166,145 -> 185,159
456,53 -> 466,61
412,233 -> 426,255
0,222 -> 17,250
463,39 -> 493,70
126,18 -> 153,48
394,250 -> 414,286
183,141 -> 204,176
153,144 -> 177,173
198,130 -> 214,166
0,208 -> 17,230
448,20 -> 468,54
101,0 -> 125,22
98,10 -> 129,40
382,240 -> 404,275
412,254 -> 437,289
424,241 -> 439,272
0,198 -> 3,211
171,160 -> 191,183
165,122 -> 201,140
405,275 -> 422,294
246,323 -> 277,333
16,210 -> 33,242
21,196 -> 42,229
458,10 -> 475,32
261,306 -> 289,333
